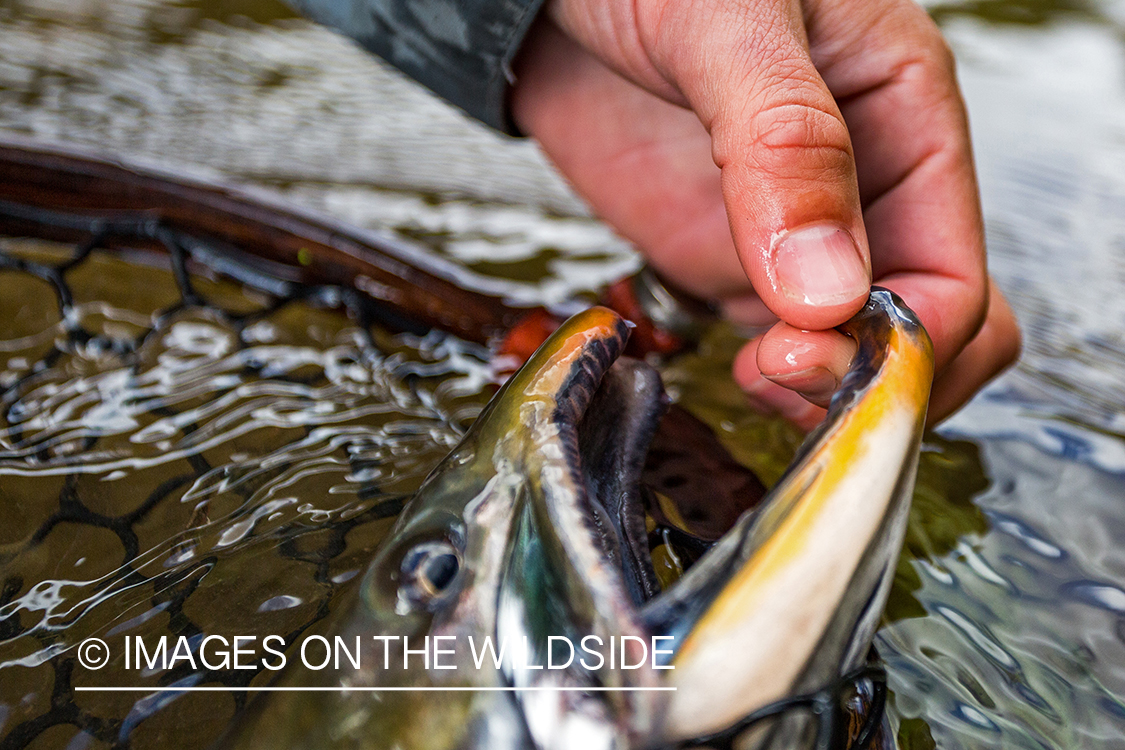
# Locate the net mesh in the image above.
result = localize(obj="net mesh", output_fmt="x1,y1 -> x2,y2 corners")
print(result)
0,200 -> 483,748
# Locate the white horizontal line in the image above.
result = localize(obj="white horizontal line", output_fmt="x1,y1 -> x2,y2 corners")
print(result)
75,686 -> 677,693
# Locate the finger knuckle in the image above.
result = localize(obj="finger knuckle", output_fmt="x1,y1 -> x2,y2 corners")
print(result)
748,98 -> 853,178
896,23 -> 958,92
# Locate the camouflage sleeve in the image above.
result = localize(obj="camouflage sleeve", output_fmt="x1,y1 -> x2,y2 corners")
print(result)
287,0 -> 548,134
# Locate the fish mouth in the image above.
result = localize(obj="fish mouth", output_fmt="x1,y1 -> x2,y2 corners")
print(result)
483,308 -> 778,750
500,311 -> 757,623
493,309 -> 748,616
485,293 -> 932,746
571,356 -> 671,605
567,345 -> 766,611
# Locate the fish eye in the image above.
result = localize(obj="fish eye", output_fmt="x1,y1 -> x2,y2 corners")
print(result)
399,541 -> 461,605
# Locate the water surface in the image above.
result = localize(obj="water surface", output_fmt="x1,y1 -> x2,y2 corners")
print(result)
2,0 -> 1125,748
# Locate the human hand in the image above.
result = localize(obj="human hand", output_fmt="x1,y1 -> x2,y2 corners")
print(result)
510,0 -> 1020,428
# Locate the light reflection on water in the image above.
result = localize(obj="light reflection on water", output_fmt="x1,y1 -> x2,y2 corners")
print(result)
873,4 -> 1125,748
2,0 -> 1125,748
0,245 -> 499,746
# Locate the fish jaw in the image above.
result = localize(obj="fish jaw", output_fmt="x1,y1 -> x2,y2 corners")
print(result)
654,288 -> 934,740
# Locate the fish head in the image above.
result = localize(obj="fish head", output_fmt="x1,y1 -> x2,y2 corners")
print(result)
230,290 -> 933,750
320,307 -> 666,749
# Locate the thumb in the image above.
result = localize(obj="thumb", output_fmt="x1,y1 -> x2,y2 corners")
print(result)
549,0 -> 872,329
693,6 -> 871,330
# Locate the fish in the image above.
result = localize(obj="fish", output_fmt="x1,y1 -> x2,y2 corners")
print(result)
225,287 -> 933,750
